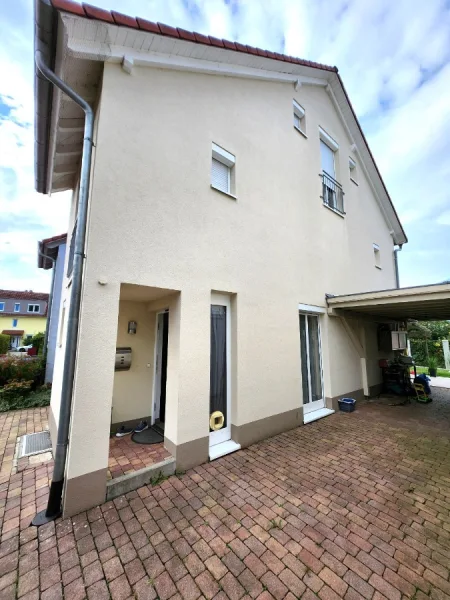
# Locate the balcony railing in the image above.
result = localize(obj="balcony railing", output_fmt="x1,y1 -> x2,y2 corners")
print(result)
321,171 -> 344,214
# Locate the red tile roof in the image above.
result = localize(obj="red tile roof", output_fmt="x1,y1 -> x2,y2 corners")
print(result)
40,233 -> 67,247
50,0 -> 337,74
0,290 -> 49,301
38,233 -> 68,269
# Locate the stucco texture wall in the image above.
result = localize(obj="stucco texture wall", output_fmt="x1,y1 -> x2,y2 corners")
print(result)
112,300 -> 155,425
63,65 -> 398,481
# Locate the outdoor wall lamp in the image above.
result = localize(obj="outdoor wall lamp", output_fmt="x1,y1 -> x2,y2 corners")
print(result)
128,321 -> 137,335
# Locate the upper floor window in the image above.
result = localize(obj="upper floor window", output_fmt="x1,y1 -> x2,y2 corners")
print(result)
211,143 -> 236,197
293,100 -> 306,136
12,319 -> 18,328
319,128 -> 344,214
28,304 -> 40,313
14,303 -> 20,312
349,157 -> 358,184
373,244 -> 381,269
0,302 -> 4,312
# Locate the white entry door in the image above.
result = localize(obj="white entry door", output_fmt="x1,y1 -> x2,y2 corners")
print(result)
209,294 -> 231,447
10,336 -> 21,349
299,313 -> 325,414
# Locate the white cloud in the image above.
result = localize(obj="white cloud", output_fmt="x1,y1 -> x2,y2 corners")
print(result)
1,0 -> 449,289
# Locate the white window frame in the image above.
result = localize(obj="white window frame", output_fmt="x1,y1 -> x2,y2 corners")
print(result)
14,303 -> 20,312
319,127 -> 339,152
373,244 -> 381,269
27,304 -> 40,313
349,157 -> 358,185
0,302 -> 4,312
211,143 -> 236,198
293,100 -> 306,136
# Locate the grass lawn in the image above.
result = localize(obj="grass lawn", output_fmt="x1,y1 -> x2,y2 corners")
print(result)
414,366 -> 450,378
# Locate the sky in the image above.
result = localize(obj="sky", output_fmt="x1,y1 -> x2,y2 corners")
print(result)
1,0 -> 450,293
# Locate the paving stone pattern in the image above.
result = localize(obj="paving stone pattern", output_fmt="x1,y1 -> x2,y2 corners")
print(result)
0,388 -> 449,599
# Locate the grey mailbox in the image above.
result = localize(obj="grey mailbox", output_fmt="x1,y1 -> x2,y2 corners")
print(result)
115,347 -> 132,371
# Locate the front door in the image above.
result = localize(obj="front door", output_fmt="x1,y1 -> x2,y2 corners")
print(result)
299,313 -> 325,415
10,336 -> 21,349
152,311 -> 169,426
209,295 -> 231,447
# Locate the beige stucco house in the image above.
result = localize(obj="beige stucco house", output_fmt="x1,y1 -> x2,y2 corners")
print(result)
35,0 -> 438,518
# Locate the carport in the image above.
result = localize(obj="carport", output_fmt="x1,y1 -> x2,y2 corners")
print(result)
326,283 -> 450,396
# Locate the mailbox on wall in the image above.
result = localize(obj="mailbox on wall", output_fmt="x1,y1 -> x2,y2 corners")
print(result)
115,347 -> 132,371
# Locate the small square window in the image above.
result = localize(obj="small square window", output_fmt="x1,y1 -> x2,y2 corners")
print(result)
12,319 -> 18,328
373,244 -> 381,269
14,303 -> 20,312
349,157 -> 358,184
293,100 -> 306,135
27,304 -> 40,313
0,302 -> 4,312
211,143 -> 235,197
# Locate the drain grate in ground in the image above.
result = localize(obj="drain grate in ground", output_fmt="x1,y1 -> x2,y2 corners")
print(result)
19,431 -> 52,458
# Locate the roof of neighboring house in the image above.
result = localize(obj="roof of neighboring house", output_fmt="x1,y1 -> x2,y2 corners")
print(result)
34,0 -> 407,245
0,290 -> 49,301
1,330 -> 25,336
38,233 -> 68,269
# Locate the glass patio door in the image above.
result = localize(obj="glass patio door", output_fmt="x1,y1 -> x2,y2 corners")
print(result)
299,313 -> 325,414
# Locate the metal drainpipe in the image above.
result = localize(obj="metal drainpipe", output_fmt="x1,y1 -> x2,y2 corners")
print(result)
32,50 -> 94,526
38,248 -> 55,361
394,245 -> 402,289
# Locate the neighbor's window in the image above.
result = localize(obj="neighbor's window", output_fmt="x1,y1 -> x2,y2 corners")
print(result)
14,303 -> 20,312
211,143 -> 235,196
0,302 -> 4,312
27,304 -> 40,313
373,244 -> 381,268
349,157 -> 358,184
293,100 -> 306,135
12,319 -> 18,328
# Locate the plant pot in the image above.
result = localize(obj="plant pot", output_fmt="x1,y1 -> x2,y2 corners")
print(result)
428,368 -> 437,377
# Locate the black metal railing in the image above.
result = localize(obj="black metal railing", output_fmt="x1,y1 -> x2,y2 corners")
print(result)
322,171 -> 344,214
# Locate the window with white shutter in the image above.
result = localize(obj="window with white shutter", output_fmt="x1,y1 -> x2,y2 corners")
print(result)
211,158 -> 230,193
211,143 -> 235,197
293,100 -> 306,135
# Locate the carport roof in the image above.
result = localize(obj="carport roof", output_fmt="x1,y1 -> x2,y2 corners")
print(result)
327,283 -> 450,321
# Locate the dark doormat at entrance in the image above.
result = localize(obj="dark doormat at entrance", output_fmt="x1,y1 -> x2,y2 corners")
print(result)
131,427 -> 164,445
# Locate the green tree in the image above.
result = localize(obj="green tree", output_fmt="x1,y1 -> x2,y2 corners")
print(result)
30,332 -> 45,355
0,334 -> 9,355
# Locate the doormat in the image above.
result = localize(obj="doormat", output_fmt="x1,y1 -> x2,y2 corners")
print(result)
131,427 -> 164,445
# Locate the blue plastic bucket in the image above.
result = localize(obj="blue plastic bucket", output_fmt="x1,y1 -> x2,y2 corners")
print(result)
338,397 -> 356,413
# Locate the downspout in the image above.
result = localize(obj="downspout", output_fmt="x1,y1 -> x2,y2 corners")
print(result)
32,51 -> 94,526
393,245 -> 402,289
38,248 -> 55,360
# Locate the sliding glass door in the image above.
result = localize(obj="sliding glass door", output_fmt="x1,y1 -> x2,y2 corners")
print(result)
299,313 -> 325,414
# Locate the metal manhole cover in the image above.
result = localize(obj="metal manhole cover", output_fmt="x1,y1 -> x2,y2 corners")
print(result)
19,431 -> 52,458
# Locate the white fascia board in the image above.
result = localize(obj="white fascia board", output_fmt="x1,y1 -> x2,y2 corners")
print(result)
212,143 -> 235,167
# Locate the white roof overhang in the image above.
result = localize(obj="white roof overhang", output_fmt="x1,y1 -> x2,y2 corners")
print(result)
327,283 -> 450,321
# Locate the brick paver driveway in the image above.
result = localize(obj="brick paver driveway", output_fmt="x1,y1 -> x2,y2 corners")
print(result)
0,389 -> 449,600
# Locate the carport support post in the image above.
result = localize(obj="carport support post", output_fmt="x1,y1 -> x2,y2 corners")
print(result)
443,340 -> 450,370
339,317 -> 370,397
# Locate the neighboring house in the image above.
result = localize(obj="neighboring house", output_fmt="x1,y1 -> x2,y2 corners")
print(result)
0,290 -> 48,349
38,233 -> 67,382
33,0 -> 450,517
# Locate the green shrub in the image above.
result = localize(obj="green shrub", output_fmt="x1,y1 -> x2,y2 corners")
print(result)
0,380 -> 33,402
0,385 -> 51,412
0,357 -> 45,387
30,332 -> 45,356
0,335 -> 9,355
